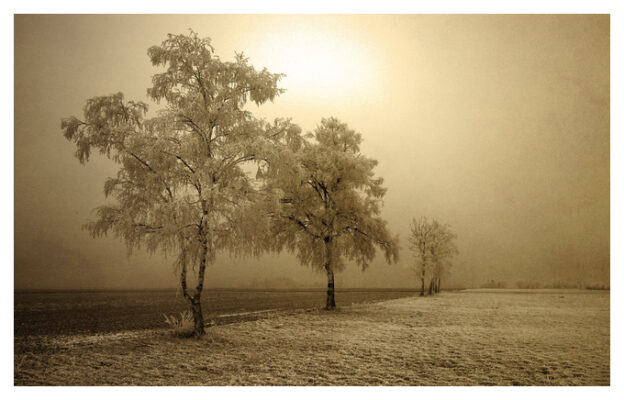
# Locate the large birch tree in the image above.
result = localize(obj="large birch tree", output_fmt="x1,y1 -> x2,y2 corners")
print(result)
61,32 -> 300,336
262,118 -> 400,309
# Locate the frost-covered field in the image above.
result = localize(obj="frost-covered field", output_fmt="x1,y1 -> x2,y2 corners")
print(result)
14,290 -> 609,385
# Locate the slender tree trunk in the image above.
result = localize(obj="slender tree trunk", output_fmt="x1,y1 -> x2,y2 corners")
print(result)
180,240 -> 209,337
428,278 -> 434,295
192,240 -> 208,336
420,261 -> 426,296
190,298 -> 204,336
324,238 -> 336,310
325,266 -> 336,310
436,277 -> 441,293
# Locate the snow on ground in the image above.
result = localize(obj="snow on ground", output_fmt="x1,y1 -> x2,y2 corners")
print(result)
15,290 -> 609,385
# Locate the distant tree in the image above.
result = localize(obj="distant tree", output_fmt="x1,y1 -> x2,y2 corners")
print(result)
408,217 -> 457,296
61,31 -> 300,336
261,118 -> 400,309
428,223 -> 458,293
409,217 -> 437,296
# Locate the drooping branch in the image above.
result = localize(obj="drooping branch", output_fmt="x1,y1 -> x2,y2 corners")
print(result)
132,223 -> 164,233
177,114 -> 208,141
346,226 -> 394,247
280,214 -> 322,239
175,155 -> 196,174
125,150 -> 174,200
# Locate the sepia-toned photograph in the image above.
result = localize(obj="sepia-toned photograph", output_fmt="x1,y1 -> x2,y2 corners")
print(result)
12,12 -> 611,387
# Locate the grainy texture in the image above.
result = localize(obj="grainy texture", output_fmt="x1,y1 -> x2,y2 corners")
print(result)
14,290 -> 609,386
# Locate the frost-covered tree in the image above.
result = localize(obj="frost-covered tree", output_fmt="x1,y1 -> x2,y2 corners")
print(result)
262,118 -> 400,309
409,217 -> 437,296
61,31 -> 300,336
408,217 -> 457,295
428,223 -> 458,293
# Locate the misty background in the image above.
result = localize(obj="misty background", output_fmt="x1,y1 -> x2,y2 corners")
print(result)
14,15 -> 609,290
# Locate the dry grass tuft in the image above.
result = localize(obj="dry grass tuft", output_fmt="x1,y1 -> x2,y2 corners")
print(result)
163,310 -> 195,338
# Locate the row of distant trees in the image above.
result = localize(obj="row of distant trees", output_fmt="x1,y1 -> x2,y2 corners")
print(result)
61,32 -> 458,337
408,217 -> 458,296
480,280 -> 609,290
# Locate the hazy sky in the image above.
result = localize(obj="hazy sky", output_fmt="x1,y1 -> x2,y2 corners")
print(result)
14,14 -> 609,289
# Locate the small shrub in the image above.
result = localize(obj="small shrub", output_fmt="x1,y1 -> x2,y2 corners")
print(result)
163,310 -> 195,337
